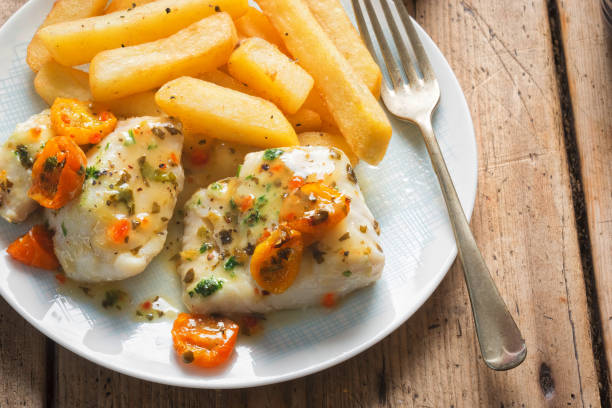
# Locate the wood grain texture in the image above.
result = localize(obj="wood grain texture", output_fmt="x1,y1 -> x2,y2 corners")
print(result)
0,0 -> 608,407
555,0 -> 612,390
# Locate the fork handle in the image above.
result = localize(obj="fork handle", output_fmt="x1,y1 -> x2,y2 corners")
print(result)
417,117 -> 527,370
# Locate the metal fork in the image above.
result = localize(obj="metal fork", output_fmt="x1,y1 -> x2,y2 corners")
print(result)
351,0 -> 527,370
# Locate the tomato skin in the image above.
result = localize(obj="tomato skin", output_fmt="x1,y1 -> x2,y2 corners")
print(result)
172,313 -> 239,368
50,98 -> 117,145
250,225 -> 303,294
190,149 -> 209,166
7,225 -> 60,270
28,136 -> 87,209
280,182 -> 351,237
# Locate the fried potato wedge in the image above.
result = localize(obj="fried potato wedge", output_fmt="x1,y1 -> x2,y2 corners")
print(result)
298,131 -> 358,166
90,12 -> 238,101
34,61 -> 162,117
287,109 -> 321,133
198,69 -> 258,97
38,0 -> 247,66
228,37 -> 314,114
304,0 -> 382,98
234,7 -> 288,54
156,77 -> 298,148
259,0 -> 391,164
27,0 -> 107,72
105,0 -> 155,14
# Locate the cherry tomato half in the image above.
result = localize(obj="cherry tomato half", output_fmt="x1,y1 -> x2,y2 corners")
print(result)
28,136 -> 87,209
250,225 -> 303,294
172,313 -> 239,368
7,224 -> 59,270
50,98 -> 117,145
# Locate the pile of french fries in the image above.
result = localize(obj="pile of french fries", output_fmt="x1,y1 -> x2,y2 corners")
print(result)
28,0 -> 392,165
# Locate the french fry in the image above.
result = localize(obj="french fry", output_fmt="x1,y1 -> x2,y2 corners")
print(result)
38,0 -> 247,66
298,131 -> 358,166
34,61 -> 91,105
34,61 -> 162,117
287,109 -> 321,133
197,69 -> 258,97
302,89 -> 335,126
155,77 -> 298,148
199,69 -> 320,133
258,0 -> 391,165
234,7 -> 288,54
228,37 -> 314,114
105,0 -> 155,14
90,12 -> 238,101
303,0 -> 382,98
27,0 -> 107,72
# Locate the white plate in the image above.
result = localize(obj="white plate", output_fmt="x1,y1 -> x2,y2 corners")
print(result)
0,0 -> 477,388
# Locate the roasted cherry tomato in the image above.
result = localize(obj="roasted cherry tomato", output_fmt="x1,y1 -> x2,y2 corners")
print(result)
28,136 -> 87,209
50,98 -> 117,145
250,225 -> 303,294
280,182 -> 351,236
172,313 -> 239,368
7,225 -> 59,270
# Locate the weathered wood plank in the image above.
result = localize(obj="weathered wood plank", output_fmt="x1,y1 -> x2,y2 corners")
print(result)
0,1 -> 50,405
0,297 -> 47,407
555,0 -> 612,391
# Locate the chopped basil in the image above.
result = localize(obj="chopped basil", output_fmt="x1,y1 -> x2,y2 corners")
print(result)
123,129 -> 136,146
210,182 -> 222,190
61,222 -> 67,237
229,198 -> 237,210
255,195 -> 267,209
342,270 -> 352,277
243,209 -> 260,226
189,277 -> 223,297
236,164 -> 242,177
147,143 -> 158,150
102,289 -> 126,309
110,186 -> 135,215
199,242 -> 211,253
224,256 -> 242,271
263,148 -> 283,161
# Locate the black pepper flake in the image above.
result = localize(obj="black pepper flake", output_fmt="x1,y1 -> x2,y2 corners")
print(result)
151,127 -> 165,139
219,229 -> 233,245
165,7 -> 171,13
339,232 -> 350,241
261,163 -> 270,171
245,243 -> 255,255
262,290 -> 270,296
214,5 -> 221,11
373,220 -> 381,235
359,225 -> 367,233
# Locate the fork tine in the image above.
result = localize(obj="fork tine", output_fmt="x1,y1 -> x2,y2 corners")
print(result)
378,0 -> 420,86
393,0 -> 435,81
351,0 -> 403,90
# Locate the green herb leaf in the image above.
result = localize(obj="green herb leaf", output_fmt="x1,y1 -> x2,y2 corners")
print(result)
236,164 -> 242,177
61,222 -> 67,237
147,143 -> 158,150
189,277 -> 223,297
85,166 -> 101,180
229,198 -> 237,210
224,256 -> 242,271
199,242 -> 211,253
342,270 -> 352,277
210,182 -> 222,191
263,148 -> 283,161
138,156 -> 177,184
14,145 -> 33,169
124,129 -> 136,146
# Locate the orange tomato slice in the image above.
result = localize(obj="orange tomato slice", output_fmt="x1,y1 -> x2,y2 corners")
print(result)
50,98 -> 117,145
28,136 -> 87,209
280,182 -> 351,236
250,225 -> 303,294
7,225 -> 59,270
106,218 -> 131,244
172,313 -> 239,368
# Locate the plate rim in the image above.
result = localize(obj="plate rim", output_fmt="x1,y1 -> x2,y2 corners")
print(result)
0,0 -> 478,389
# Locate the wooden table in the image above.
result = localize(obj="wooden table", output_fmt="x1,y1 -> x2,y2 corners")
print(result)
1,0 -> 611,406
